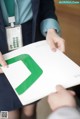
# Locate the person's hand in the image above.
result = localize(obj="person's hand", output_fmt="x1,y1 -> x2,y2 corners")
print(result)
0,52 -> 7,73
46,29 -> 65,52
48,85 -> 76,111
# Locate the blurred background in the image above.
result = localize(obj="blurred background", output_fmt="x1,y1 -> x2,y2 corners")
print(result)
37,1 -> 80,119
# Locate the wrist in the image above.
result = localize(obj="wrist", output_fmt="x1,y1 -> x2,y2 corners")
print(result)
47,29 -> 56,34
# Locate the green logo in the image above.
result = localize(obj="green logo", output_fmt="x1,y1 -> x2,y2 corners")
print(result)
59,0 -> 80,4
5,54 -> 43,95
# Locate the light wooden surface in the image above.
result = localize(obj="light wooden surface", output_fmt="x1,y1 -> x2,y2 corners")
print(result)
54,0 -> 80,65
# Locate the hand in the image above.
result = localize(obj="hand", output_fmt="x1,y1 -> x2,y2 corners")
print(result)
48,85 -> 76,111
46,29 -> 65,52
0,52 -> 7,73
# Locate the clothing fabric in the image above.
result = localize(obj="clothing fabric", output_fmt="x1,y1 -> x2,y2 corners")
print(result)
0,0 -> 59,111
0,20 -> 33,111
0,0 -> 60,36
48,107 -> 80,119
0,0 -> 33,25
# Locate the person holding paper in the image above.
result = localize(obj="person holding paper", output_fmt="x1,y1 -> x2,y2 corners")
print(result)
0,0 -> 65,119
48,85 -> 80,119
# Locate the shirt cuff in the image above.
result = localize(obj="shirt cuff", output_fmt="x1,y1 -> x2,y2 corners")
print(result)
40,18 -> 61,37
48,107 -> 80,119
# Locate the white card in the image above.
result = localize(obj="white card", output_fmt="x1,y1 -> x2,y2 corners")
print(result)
1,40 -> 80,105
6,25 -> 23,51
2,61 -> 31,88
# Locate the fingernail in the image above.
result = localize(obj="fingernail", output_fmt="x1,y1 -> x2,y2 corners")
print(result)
4,65 -> 8,68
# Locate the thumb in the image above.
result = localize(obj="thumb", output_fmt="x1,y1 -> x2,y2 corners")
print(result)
0,52 -> 7,67
56,85 -> 65,92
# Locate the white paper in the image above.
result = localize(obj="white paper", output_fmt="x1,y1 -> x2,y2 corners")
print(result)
1,40 -> 80,105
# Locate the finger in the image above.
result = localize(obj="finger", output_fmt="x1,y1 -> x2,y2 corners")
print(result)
58,44 -> 65,52
50,43 -> 57,51
47,39 -> 57,51
62,39 -> 65,52
57,40 -> 65,52
0,52 -> 7,67
56,85 -> 65,91
68,90 -> 76,96
0,68 -> 3,73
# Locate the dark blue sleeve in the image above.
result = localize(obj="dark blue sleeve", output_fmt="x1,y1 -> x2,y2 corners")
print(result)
0,6 -> 8,54
39,0 -> 57,21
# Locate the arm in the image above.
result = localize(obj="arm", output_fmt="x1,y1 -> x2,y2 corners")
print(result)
40,0 -> 59,34
0,7 -> 8,53
47,85 -> 80,119
0,8 -> 8,73
40,0 -> 65,52
40,0 -> 57,20
0,52 -> 7,73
